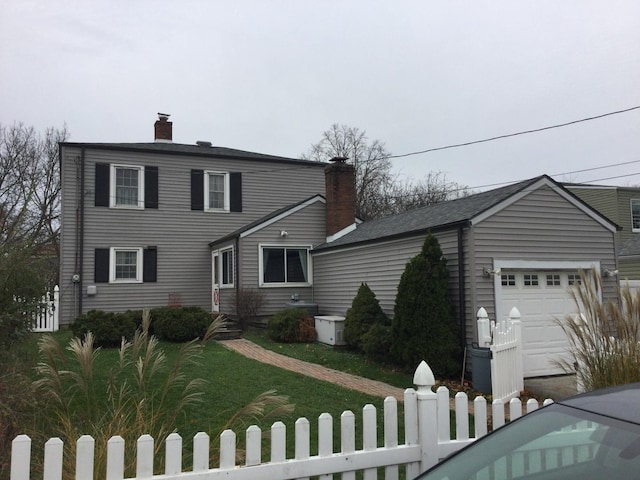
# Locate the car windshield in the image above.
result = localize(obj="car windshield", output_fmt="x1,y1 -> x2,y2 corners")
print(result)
416,403 -> 640,480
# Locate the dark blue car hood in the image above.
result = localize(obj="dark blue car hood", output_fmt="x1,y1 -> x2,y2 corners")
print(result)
558,382 -> 640,425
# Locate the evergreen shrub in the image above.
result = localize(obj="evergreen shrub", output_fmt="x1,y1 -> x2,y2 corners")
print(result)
343,282 -> 390,352
361,323 -> 392,362
152,306 -> 211,342
71,310 -> 137,348
267,308 -> 317,343
391,233 -> 461,377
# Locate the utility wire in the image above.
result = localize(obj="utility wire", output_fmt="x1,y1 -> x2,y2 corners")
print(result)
389,105 -> 640,159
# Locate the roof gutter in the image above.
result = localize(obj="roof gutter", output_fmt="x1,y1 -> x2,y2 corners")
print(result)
310,220 -> 470,255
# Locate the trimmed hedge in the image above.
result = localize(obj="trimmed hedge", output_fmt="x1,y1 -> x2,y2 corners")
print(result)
70,306 -> 212,347
70,310 -> 137,348
152,306 -> 211,342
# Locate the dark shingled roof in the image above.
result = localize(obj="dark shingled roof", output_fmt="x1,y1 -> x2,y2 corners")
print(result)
60,142 -> 325,167
620,236 -> 640,257
314,175 -> 547,251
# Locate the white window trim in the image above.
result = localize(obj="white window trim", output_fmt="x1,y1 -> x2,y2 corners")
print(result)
110,164 -> 145,209
204,171 -> 230,212
109,247 -> 143,283
258,244 -> 312,287
219,246 -> 235,288
631,199 -> 640,233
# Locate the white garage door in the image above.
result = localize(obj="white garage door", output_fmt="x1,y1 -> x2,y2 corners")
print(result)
500,271 -> 580,377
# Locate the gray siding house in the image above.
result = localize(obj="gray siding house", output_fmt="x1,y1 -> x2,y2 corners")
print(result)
59,115 -> 342,325
565,184 -> 640,281
312,175 -> 619,377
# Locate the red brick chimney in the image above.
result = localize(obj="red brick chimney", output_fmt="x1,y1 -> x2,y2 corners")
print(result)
325,156 -> 356,239
154,113 -> 172,142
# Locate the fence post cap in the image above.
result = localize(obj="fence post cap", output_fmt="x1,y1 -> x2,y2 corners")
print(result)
413,361 -> 435,391
477,307 -> 488,319
509,307 -> 521,320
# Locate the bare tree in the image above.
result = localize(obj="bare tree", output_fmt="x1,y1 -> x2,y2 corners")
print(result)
302,124 -> 393,220
386,171 -> 470,215
303,124 -> 469,219
0,123 -> 68,318
0,123 -> 67,250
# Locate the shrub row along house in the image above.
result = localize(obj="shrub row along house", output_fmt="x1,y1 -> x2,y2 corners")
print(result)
59,114 -> 619,378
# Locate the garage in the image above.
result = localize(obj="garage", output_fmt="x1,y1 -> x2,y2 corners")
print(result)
499,270 -> 582,377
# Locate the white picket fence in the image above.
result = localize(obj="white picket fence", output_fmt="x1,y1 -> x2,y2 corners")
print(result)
477,307 -> 524,403
10,361 -> 551,480
29,285 -> 60,332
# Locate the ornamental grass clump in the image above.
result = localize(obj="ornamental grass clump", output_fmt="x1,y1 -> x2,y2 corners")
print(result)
555,269 -> 640,391
31,310 -> 293,478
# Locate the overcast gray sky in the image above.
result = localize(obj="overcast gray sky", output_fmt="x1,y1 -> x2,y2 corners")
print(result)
2,1 -> 639,190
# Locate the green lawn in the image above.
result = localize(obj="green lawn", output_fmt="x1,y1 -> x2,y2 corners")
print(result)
24,330 -> 400,457
245,328 -> 418,388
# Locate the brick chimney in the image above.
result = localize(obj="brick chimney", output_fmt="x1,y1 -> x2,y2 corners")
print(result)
154,113 -> 172,142
325,156 -> 356,240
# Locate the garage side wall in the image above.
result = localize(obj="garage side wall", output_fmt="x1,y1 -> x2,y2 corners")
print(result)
312,230 -> 461,318
471,185 -> 618,321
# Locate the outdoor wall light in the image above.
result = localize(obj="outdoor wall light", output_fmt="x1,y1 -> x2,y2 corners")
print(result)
280,230 -> 288,237
603,269 -> 619,278
483,267 -> 501,278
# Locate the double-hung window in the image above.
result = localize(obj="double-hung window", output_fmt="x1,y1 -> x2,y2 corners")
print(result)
95,163 -> 157,209
260,246 -> 311,286
94,247 -> 157,284
632,199 -> 640,232
191,170 -> 242,212
111,247 -> 143,282
110,165 -> 144,208
205,172 -> 229,211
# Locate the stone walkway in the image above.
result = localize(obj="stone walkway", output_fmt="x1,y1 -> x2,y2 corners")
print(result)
217,338 -> 407,401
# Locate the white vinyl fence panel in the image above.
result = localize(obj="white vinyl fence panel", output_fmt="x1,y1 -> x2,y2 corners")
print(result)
11,361 -> 553,480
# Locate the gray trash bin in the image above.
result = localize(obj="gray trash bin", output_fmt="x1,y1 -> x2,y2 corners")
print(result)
470,345 -> 492,395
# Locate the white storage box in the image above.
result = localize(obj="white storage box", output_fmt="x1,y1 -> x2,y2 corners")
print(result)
314,315 -> 346,346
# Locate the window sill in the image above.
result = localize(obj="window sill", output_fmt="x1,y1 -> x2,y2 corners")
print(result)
204,209 -> 231,214
259,283 -> 312,288
109,205 -> 144,210
109,279 -> 143,284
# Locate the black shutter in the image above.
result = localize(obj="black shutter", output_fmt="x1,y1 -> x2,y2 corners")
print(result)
191,170 -> 204,210
144,166 -> 158,209
143,247 -> 157,283
95,164 -> 110,207
230,172 -> 242,212
95,248 -> 109,283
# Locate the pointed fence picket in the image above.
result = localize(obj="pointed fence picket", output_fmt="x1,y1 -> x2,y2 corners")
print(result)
21,285 -> 59,332
477,306 -> 524,403
10,361 -> 554,480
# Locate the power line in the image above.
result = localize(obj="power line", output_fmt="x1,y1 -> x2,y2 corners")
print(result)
550,159 -> 640,177
415,163 -> 640,195
389,105 -> 640,160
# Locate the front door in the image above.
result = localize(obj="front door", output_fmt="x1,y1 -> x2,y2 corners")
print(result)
212,250 -> 220,313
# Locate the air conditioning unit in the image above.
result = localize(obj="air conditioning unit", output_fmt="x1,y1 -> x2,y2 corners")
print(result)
314,315 -> 346,346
